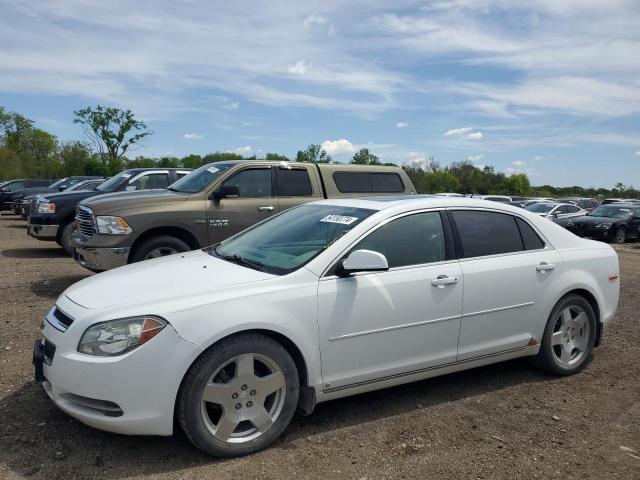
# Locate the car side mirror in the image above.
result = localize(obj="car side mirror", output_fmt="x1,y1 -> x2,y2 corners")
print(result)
125,185 -> 136,191
553,211 -> 560,218
59,185 -> 67,191
336,249 -> 389,277
210,184 -> 240,200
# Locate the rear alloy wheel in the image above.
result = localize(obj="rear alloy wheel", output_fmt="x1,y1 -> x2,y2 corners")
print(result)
613,227 -> 626,244
178,334 -> 299,457
534,294 -> 596,375
131,235 -> 190,263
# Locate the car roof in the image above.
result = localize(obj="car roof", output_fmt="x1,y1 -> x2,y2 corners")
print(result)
310,195 -> 526,212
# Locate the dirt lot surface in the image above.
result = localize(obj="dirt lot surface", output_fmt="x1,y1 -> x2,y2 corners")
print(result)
0,214 -> 638,479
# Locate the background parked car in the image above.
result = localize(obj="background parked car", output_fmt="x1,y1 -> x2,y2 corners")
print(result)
0,179 -> 55,211
28,168 -> 191,254
601,198 -> 640,205
525,202 -> 587,221
472,194 -> 512,203
11,176 -> 105,215
565,203 -> 640,243
21,178 -> 108,218
556,198 -> 600,212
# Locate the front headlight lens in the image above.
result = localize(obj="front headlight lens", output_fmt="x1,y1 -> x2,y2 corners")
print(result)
78,316 -> 167,356
595,223 -> 612,229
37,201 -> 56,214
96,216 -> 132,234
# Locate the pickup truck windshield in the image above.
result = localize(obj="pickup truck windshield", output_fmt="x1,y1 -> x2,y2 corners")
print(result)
168,163 -> 234,193
209,204 -> 375,275
96,172 -> 133,192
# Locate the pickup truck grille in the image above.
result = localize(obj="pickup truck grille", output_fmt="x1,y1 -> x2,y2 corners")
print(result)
76,205 -> 96,237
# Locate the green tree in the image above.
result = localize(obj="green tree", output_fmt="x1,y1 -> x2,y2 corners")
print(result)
296,144 -> 331,163
351,148 -> 380,165
265,152 -> 289,161
203,152 -> 244,163
73,106 -> 152,167
504,173 -> 531,196
58,141 -> 92,176
181,154 -> 204,169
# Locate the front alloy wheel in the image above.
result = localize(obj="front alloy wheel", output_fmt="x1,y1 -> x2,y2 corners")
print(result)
178,334 -> 299,457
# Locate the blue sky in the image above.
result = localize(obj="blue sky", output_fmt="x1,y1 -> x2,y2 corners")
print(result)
1,0 -> 639,188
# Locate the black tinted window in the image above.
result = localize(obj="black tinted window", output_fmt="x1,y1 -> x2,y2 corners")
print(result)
223,168 -> 272,198
277,168 -> 313,196
452,210 -> 523,258
352,212 -> 445,268
333,172 -> 404,193
516,218 -> 545,250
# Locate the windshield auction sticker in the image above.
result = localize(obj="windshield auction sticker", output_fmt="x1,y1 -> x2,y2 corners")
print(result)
206,166 -> 220,174
320,215 -> 359,225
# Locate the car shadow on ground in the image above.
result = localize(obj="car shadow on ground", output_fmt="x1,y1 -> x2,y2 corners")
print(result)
0,358 -> 555,478
30,275 -> 90,298
2,248 -> 68,259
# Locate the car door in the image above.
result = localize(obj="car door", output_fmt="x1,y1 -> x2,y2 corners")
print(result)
449,209 -> 563,360
317,211 -> 463,391
206,166 -> 276,244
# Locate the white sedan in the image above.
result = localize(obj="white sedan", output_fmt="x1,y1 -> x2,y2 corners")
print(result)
526,201 -> 588,220
34,196 -> 620,457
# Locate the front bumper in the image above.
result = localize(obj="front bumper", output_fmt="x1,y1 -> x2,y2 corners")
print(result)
35,301 -> 203,436
28,223 -> 59,240
73,244 -> 130,272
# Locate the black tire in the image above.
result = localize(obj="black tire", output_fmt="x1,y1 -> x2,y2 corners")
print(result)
130,235 -> 190,263
534,294 -> 597,376
177,334 -> 299,457
612,227 -> 626,244
59,222 -> 77,256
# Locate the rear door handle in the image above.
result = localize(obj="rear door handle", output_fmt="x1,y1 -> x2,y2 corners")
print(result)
536,262 -> 556,272
258,206 -> 275,211
431,275 -> 458,287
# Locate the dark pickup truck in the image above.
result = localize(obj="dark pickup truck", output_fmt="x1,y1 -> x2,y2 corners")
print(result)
71,160 -> 416,272
11,176 -> 104,216
0,179 -> 55,211
28,168 -> 191,254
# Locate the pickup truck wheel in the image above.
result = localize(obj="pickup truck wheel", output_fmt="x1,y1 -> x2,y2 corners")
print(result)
59,222 -> 77,256
533,294 -> 596,376
178,334 -> 299,457
131,235 -> 190,263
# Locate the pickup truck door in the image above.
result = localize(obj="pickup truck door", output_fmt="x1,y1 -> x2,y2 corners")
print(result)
275,165 -> 323,212
206,166 -> 276,245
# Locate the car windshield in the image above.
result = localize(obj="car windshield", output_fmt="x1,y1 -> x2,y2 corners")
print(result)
96,172 -> 133,192
47,177 -> 69,189
209,204 -> 376,275
168,163 -> 234,193
588,206 -> 633,218
526,203 -> 554,213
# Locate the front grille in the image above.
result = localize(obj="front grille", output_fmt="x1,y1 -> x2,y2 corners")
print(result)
76,205 -> 96,237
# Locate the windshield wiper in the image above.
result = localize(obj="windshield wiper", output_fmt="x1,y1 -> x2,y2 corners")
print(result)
211,246 -> 266,272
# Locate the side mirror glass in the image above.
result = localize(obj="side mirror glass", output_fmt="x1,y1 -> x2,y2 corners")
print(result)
59,185 -> 67,191
210,184 -> 240,200
125,185 -> 136,191
336,249 -> 389,277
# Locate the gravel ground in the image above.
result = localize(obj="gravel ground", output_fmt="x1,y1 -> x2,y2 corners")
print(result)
0,214 -> 638,479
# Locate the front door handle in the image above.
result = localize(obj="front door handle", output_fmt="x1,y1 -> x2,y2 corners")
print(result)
431,275 -> 458,287
258,206 -> 275,212
536,262 -> 556,272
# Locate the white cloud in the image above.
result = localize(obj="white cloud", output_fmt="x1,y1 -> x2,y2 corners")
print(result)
226,146 -> 252,155
512,160 -> 526,167
396,121 -> 408,128
635,150 -> 640,157
223,101 -> 239,110
183,133 -> 203,140
321,138 -> 357,156
445,127 -> 483,140
302,14 -> 326,28
404,152 -> 437,171
465,154 -> 483,163
287,61 -> 311,75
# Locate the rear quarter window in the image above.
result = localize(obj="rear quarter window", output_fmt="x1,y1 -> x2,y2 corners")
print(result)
277,168 -> 313,196
516,217 -> 545,250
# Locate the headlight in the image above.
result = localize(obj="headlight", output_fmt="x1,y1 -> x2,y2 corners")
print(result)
96,215 -> 132,234
78,316 -> 167,356
37,201 -> 56,214
595,223 -> 612,229
566,220 -> 575,227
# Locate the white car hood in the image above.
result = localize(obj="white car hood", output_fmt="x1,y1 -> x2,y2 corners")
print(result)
64,249 -> 275,309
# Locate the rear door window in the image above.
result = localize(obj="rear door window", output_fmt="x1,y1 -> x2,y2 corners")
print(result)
451,210 -> 523,258
276,168 -> 313,196
515,218 -> 545,250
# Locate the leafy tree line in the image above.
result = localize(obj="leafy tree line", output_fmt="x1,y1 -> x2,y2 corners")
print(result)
1,106 -> 636,199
